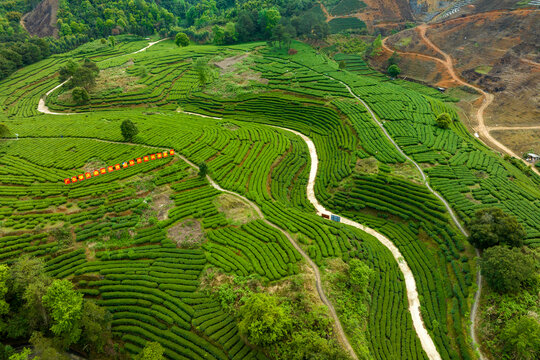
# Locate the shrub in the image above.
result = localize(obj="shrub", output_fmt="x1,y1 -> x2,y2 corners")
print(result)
435,113 -> 452,129
175,33 -> 190,47
387,64 -> 401,78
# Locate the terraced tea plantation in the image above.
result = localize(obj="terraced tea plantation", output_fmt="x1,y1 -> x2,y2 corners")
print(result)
1,36 -> 539,360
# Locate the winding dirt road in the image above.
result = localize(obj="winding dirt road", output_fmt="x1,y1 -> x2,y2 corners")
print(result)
3,134 -> 358,359
28,36 -> 488,358
382,25 -> 539,177
37,38 -> 168,116
275,127 -> 442,360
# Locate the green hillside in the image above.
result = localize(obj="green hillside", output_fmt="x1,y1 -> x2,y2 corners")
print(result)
0,29 -> 538,360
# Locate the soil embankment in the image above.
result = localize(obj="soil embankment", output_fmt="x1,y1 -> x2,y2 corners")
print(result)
22,0 -> 59,38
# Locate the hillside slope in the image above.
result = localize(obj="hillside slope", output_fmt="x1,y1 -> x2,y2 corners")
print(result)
22,0 -> 58,38
376,9 -> 540,157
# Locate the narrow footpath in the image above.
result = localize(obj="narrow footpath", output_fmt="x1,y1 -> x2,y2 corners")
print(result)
3,135 -> 358,359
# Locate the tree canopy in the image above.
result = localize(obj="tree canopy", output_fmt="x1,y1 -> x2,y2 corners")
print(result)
435,113 -> 452,129
175,32 -> 190,47
469,207 -> 525,249
134,341 -> 165,360
481,246 -> 536,293
121,120 -> 139,142
59,59 -> 100,90
42,279 -> 84,346
0,265 -> 9,319
0,123 -> 9,138
198,162 -> 208,178
501,315 -> 540,360
71,87 -> 89,105
238,293 -> 292,346
387,64 -> 401,78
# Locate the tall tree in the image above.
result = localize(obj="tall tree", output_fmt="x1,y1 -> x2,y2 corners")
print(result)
259,8 -> 281,38
238,293 -> 292,346
435,113 -> 451,129
120,120 -> 139,142
42,280 -> 84,347
481,246 -> 535,293
198,162 -> 208,178
79,300 -> 112,354
501,315 -> 540,360
0,265 -> 9,320
0,123 -> 9,138
387,64 -> 401,78
236,10 -> 256,42
212,25 -> 225,45
469,208 -> 526,249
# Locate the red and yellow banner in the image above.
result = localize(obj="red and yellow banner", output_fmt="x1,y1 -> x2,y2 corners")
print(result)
64,149 -> 174,185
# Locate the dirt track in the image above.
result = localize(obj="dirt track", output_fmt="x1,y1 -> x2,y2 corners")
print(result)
38,38 -> 168,115
382,24 -> 539,177
276,126 -> 442,360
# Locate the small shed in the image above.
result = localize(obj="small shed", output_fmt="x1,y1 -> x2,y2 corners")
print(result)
525,153 -> 540,162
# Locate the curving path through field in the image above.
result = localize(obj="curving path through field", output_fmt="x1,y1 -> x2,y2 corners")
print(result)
2,134 -> 358,359
274,126 -> 442,360
37,38 -> 168,116
28,37 -> 473,358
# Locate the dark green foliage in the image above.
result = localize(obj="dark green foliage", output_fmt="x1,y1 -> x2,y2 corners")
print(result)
0,344 -> 14,360
481,246 -> 536,293
500,315 -> 540,360
59,59 -> 100,89
175,33 -> 190,47
80,300 -> 112,354
238,293 -> 292,346
30,332 -> 70,360
198,163 -> 208,178
387,64 -> 401,78
72,87 -> 89,105
387,51 -> 400,67
469,208 -> 526,249
56,1 -> 175,38
435,113 -> 452,129
120,120 -> 139,142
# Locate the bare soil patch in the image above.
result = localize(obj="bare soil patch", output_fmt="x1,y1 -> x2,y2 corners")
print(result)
167,219 -> 205,248
83,159 -> 107,173
150,187 -> 174,221
214,54 -> 249,71
214,193 -> 258,225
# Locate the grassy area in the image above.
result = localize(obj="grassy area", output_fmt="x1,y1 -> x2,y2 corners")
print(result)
475,65 -> 493,74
